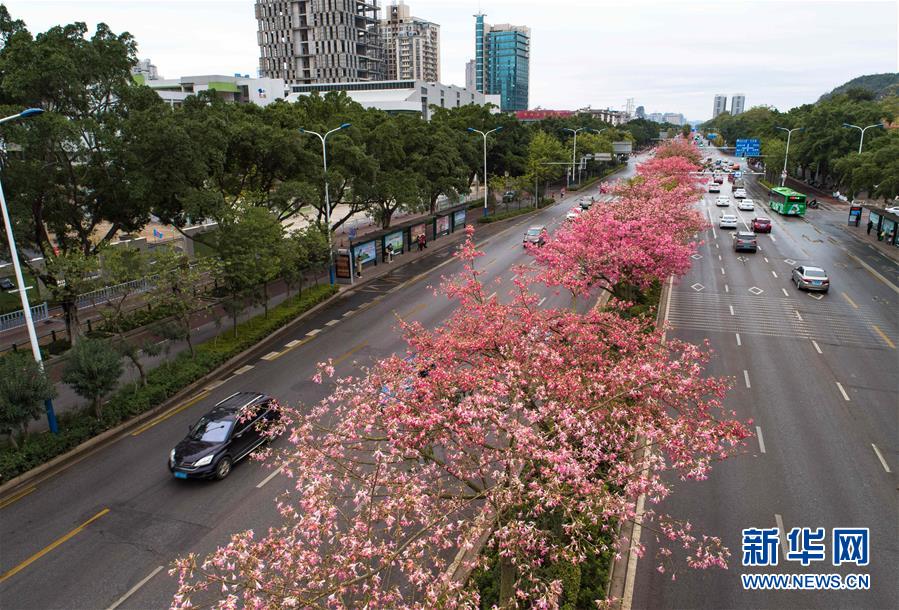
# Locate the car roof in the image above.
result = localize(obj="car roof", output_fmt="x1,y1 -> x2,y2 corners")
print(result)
802,266 -> 825,273
528,225 -> 545,231
736,231 -> 755,237
210,392 -> 268,416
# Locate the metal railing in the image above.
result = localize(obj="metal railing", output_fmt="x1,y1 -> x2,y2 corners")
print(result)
0,301 -> 48,332
76,277 -> 155,309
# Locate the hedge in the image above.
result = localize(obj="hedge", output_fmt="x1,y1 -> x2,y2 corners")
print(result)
0,284 -> 337,483
477,206 -> 539,224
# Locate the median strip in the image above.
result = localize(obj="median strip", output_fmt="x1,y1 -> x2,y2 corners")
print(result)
334,342 -> 368,365
0,508 -> 110,582
0,486 -> 35,510
131,391 -> 210,436
871,324 -> 895,349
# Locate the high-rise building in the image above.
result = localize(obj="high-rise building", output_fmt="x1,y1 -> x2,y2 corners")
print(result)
635,105 -> 645,119
465,59 -> 476,91
712,94 -> 727,118
381,2 -> 440,82
664,112 -> 685,126
256,0 -> 384,84
474,14 -> 530,112
731,93 -> 746,115
625,98 -> 635,118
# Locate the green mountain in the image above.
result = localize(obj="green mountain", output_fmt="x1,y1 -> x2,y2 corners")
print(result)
819,73 -> 899,101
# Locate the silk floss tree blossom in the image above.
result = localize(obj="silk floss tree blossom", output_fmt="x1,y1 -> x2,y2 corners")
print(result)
171,227 -> 750,609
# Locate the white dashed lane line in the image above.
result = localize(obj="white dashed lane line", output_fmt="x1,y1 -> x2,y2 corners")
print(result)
260,351 -> 281,361
735,333 -> 742,346
871,444 -> 892,473
781,288 -> 789,297
729,305 -> 735,316
772,270 -> 778,278
285,339 -> 302,348
756,426 -> 766,454
325,319 -> 340,326
743,370 -> 751,388
233,364 -> 254,375
306,328 -> 322,337
812,340 -> 823,354
835,382 -> 851,402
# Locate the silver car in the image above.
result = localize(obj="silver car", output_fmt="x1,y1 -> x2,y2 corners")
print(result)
523,226 -> 547,247
792,265 -> 830,293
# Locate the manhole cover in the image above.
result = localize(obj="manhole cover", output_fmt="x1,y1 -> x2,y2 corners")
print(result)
748,287 -> 764,295
691,283 -> 705,292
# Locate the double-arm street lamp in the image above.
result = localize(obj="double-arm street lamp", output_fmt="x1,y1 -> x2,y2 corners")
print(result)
300,123 -> 351,285
562,127 -> 604,188
467,126 -> 503,217
775,126 -> 804,187
0,107 -> 58,433
842,122 -> 884,154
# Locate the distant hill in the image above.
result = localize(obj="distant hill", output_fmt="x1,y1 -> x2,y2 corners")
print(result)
819,73 -> 899,101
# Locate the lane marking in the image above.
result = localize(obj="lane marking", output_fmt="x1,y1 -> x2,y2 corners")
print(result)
285,339 -> 302,348
538,297 -> 547,306
871,324 -> 896,349
342,310 -> 355,318
729,305 -> 735,316
715,243 -> 719,249
334,341 -> 368,365
771,270 -> 778,278
743,370 -> 751,388
795,310 -> 803,322
764,257 -> 769,263
0,508 -> 110,582
306,328 -> 322,337
256,465 -> 284,489
812,340 -> 823,354
847,253 -> 899,295
131,391 -> 210,436
233,364 -> 254,375
724,284 -> 729,293
774,514 -> 788,554
106,565 -> 164,610
781,288 -> 789,297
871,444 -> 892,473
0,486 -> 36,510
770,234 -> 777,242
325,319 -> 340,326
203,379 -> 227,391
622,486 -> 645,610
718,254 -> 722,261
835,382 -> 850,402
840,292 -> 859,309
397,302 -> 427,318
756,426 -> 766,454
260,351 -> 281,361
487,291 -> 497,300
721,267 -> 726,275
735,333 -> 741,346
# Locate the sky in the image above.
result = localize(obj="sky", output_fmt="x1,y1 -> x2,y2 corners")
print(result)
7,0 -> 898,120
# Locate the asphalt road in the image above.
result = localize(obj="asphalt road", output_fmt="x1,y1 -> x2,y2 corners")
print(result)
0,161 -> 639,610
632,152 -> 898,609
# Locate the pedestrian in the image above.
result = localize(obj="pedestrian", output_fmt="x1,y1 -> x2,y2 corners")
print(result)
867,220 -> 873,235
355,255 -> 363,278
418,233 -> 427,250
385,243 -> 394,263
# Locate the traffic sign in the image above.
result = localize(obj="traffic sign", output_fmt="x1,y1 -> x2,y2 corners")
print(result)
735,138 -> 761,157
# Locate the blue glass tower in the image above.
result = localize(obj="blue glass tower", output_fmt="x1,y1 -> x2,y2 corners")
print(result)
474,14 -> 529,112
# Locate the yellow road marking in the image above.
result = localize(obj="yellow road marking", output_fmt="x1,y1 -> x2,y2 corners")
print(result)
334,342 -> 368,365
0,486 -> 35,510
131,391 -> 210,436
0,508 -> 109,582
871,324 -> 896,349
260,351 -> 282,361
396,302 -> 427,318
840,292 -> 859,309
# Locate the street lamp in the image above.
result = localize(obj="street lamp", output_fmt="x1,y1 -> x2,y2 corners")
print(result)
775,126 -> 803,187
467,126 -> 503,217
842,122 -> 883,154
300,123 -> 351,285
0,107 -> 58,433
561,127 -> 601,188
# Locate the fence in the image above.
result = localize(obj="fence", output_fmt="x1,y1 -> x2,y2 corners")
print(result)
76,277 -> 154,309
0,302 -> 49,332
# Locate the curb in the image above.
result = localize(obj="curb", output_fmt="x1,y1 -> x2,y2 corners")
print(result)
0,205 -> 561,499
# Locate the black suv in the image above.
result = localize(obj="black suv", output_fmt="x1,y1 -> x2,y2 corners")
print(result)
169,392 -> 280,480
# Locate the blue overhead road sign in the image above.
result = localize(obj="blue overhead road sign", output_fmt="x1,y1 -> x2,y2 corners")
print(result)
736,138 -> 761,157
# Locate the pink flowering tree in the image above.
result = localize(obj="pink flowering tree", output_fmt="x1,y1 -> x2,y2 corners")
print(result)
651,139 -> 702,166
171,231 -> 749,609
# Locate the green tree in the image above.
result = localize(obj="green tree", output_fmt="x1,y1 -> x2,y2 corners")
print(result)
282,225 -> 329,296
149,248 -> 212,358
216,208 -> 285,334
62,338 -> 123,418
524,131 -> 568,199
0,352 -> 56,449
43,250 -> 101,346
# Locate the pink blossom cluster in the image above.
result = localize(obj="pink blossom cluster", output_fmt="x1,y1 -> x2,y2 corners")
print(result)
171,148 -> 749,609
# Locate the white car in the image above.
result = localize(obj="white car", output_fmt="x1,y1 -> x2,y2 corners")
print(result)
719,214 -> 738,229
566,207 -> 581,221
885,206 -> 899,214
738,198 -> 755,211
734,188 -> 747,199
715,195 -> 731,207
707,182 -> 720,193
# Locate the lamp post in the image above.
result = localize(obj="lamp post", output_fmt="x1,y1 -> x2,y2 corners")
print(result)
300,123 -> 351,285
842,122 -> 883,154
0,107 -> 58,433
562,127 -> 603,188
467,126 -> 503,217
775,126 -> 803,187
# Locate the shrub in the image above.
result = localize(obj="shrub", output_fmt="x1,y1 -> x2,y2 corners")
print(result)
477,207 -> 539,224
0,284 -> 337,483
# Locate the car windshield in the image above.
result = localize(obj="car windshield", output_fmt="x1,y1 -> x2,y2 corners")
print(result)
804,269 -> 826,278
189,417 -> 233,442
527,228 -> 542,236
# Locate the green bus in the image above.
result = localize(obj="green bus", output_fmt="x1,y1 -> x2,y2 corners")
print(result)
769,186 -> 807,216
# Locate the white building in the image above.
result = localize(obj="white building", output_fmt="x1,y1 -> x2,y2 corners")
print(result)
137,72 -> 287,107
381,2 -> 440,82
731,94 -> 746,115
286,79 -> 498,120
663,112 -> 685,126
713,94 -> 727,118
465,59 -> 476,91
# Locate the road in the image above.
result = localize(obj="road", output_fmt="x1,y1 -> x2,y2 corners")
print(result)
0,162 -> 637,610
632,151 -> 898,608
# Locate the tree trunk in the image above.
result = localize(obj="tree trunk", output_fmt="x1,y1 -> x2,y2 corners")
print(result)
63,299 -> 81,346
186,328 -> 195,358
498,555 -> 517,606
7,431 -> 19,450
232,312 -> 238,337
263,283 -> 269,318
93,395 -> 103,418
129,351 -> 147,387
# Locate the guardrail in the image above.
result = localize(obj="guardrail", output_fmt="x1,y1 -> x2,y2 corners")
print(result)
76,277 -> 155,309
0,302 -> 49,332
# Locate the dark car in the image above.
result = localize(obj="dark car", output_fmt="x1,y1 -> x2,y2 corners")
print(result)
0,277 -> 15,291
169,392 -> 280,480
523,226 -> 547,247
752,217 -> 772,233
502,190 -> 517,203
733,231 -> 758,252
